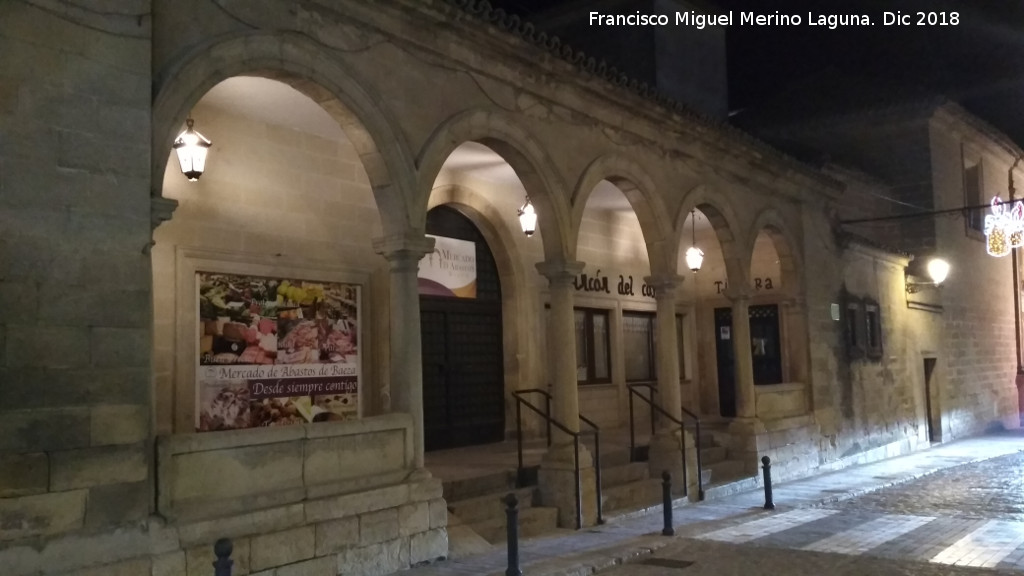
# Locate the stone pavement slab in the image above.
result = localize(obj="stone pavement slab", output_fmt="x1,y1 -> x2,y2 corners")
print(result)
405,433 -> 1024,576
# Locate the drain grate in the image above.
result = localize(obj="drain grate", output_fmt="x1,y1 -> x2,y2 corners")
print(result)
639,558 -> 694,570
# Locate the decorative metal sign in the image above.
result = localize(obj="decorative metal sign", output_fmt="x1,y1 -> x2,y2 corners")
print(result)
985,196 -> 1024,257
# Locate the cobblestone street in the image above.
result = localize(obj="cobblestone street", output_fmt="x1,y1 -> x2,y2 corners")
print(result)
599,449 -> 1024,575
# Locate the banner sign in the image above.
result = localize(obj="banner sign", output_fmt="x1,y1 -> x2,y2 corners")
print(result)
418,234 -> 477,298
195,272 -> 360,432
985,196 -> 1024,257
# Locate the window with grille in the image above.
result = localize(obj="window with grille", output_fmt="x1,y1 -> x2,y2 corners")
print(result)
574,308 -> 611,385
623,311 -> 656,383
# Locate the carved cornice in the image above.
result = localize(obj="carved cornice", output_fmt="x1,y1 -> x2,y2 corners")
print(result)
150,196 -> 178,231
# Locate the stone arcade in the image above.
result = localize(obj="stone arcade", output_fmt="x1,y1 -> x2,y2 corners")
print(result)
0,1 -> 1019,575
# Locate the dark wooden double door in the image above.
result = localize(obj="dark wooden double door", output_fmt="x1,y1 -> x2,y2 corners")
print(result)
421,206 -> 504,451
714,304 -> 783,418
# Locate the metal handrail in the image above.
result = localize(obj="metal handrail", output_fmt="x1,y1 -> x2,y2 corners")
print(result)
626,383 -> 704,501
512,389 -> 603,528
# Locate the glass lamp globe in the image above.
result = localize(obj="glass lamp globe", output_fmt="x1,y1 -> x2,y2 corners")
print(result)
927,258 -> 950,285
518,198 -> 537,237
173,118 -> 212,181
685,246 -> 704,272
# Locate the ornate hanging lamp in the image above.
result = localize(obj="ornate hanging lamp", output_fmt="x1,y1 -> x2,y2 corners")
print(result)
518,196 -> 537,237
685,209 -> 704,272
173,117 -> 212,182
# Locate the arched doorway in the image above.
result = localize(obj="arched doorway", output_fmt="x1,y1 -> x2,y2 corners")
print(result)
421,204 -> 505,450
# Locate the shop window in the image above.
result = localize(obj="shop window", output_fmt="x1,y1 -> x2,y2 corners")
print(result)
575,308 -> 611,385
964,161 -> 984,233
864,302 -> 883,359
623,311 -> 656,383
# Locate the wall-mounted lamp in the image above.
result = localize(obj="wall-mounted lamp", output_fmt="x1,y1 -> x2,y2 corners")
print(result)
173,117 -> 212,181
518,196 -> 537,237
906,257 -> 950,293
685,209 -> 704,272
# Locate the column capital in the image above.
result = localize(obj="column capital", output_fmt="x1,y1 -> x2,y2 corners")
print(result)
373,233 -> 435,270
535,259 -> 585,286
643,274 -> 683,297
151,195 -> 178,231
723,286 -> 752,303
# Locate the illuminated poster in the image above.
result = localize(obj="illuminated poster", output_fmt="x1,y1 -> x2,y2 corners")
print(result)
417,234 -> 477,298
195,272 -> 360,432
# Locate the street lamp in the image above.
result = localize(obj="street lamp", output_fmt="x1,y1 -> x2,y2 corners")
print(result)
518,196 -> 537,237
906,257 -> 950,293
173,117 -> 212,181
685,209 -> 704,272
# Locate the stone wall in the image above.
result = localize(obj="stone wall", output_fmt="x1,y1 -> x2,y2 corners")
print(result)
1,414 -> 448,576
0,0 -> 155,541
929,115 -> 1019,437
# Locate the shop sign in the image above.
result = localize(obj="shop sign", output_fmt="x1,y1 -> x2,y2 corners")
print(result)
985,196 -> 1024,257
572,269 -> 658,298
418,235 -> 477,298
195,272 -> 361,432
714,277 -> 775,294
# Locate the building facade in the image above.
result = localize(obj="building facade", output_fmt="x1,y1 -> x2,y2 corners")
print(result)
0,1 -> 1019,575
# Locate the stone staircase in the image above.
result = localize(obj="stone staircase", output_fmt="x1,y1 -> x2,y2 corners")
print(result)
597,447 -> 664,517
442,468 -> 562,556
593,426 -> 756,518
700,424 -> 760,499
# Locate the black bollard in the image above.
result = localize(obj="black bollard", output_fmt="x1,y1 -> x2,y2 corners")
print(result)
761,456 -> 775,510
661,470 -> 675,536
213,538 -> 233,576
504,493 -> 522,576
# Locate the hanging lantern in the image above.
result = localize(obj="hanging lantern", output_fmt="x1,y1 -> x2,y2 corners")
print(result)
685,246 -> 704,272
173,117 -> 212,181
518,197 -> 537,237
685,209 -> 703,272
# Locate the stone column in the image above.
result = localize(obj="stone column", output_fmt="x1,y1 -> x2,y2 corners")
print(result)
535,260 -> 586,442
727,290 -> 757,420
645,276 -> 686,491
535,259 -> 596,527
725,289 -> 766,477
374,233 -> 435,469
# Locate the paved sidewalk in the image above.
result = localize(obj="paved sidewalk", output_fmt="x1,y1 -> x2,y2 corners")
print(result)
405,432 -> 1024,576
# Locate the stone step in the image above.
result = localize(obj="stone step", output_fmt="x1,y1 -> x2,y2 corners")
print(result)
600,461 -> 649,488
447,486 -> 537,525
704,474 -> 761,501
468,506 -> 560,544
442,470 -> 516,502
699,445 -> 728,465
601,478 -> 663,514
446,520 -> 493,560
706,459 -> 748,484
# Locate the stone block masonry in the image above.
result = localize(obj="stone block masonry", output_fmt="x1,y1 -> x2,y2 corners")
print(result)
0,416 -> 449,576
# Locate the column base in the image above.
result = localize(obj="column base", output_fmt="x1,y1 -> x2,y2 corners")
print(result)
727,417 -> 769,476
647,430 -> 686,497
538,442 -> 597,527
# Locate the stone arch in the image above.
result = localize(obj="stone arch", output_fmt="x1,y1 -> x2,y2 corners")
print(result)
152,31 -> 415,236
746,208 -> 804,296
674,185 -> 748,288
570,153 -> 675,276
427,185 -> 535,433
415,109 -> 572,263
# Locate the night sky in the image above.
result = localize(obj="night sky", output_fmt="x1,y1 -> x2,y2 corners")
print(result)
488,0 -> 1024,144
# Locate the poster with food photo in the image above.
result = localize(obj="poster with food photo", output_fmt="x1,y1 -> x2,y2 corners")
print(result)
195,272 -> 360,432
